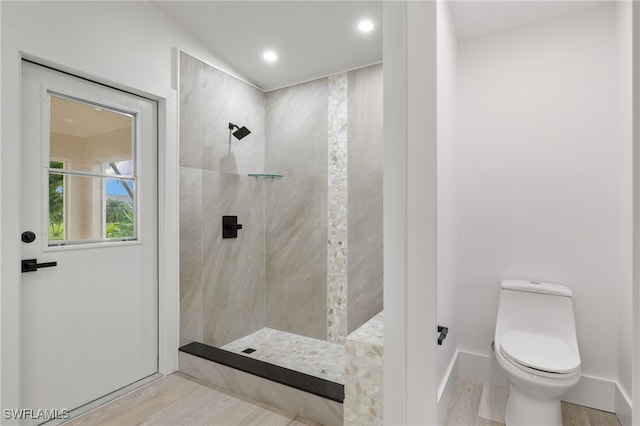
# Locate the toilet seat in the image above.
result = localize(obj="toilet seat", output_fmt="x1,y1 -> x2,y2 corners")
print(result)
499,331 -> 580,376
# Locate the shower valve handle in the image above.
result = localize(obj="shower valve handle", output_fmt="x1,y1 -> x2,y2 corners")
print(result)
222,216 -> 243,238
223,223 -> 243,230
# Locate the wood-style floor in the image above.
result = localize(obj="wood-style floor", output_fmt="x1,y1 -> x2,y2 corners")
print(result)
63,373 -> 320,426
63,373 -> 622,426
444,377 -> 621,426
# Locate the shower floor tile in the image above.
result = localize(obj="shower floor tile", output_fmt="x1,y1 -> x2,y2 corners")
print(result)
221,328 -> 345,384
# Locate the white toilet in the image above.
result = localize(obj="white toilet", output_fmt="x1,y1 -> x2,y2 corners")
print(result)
494,279 -> 581,426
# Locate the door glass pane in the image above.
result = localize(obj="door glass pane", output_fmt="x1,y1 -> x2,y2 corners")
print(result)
48,93 -> 137,245
50,95 -> 133,174
47,175 -> 137,243
105,178 -> 135,239
105,160 -> 134,177
48,162 -> 65,241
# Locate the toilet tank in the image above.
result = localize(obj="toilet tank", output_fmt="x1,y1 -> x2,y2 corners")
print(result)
495,280 -> 577,342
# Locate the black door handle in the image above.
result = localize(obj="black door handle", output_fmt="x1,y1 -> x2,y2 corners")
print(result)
22,258 -> 58,273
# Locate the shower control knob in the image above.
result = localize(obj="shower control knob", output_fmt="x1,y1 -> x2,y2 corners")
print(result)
222,216 -> 243,238
223,223 -> 243,230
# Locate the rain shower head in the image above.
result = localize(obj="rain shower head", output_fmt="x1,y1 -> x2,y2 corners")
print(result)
229,122 -> 251,140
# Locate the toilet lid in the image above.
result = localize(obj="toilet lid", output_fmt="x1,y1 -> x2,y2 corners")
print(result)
500,331 -> 580,374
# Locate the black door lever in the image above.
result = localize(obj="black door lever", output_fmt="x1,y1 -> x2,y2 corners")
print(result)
22,258 -> 58,273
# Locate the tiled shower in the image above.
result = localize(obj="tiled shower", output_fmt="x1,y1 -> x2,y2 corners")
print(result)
178,51 -> 382,384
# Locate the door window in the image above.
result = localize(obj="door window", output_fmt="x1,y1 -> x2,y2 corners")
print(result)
48,93 -> 137,245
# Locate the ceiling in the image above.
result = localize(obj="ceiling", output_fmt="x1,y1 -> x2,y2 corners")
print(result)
450,1 -> 613,42
152,1 -> 383,91
152,1 -> 611,91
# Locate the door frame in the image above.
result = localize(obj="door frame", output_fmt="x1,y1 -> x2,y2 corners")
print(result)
1,43 -> 179,416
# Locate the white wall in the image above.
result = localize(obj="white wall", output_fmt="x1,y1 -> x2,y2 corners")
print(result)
383,2 -> 439,424
1,1 -> 245,94
0,0 -> 245,415
615,0 -> 633,416
633,2 -> 640,423
436,0 -> 459,398
457,3 -> 631,387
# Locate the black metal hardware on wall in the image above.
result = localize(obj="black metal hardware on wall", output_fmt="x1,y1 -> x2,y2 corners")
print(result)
21,231 -> 36,243
437,325 -> 449,345
22,258 -> 58,273
228,123 -> 251,141
222,216 -> 243,239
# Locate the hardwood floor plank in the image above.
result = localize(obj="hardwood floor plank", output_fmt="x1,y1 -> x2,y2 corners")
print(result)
233,405 -> 298,426
562,402 -> 591,426
92,378 -> 202,426
288,416 -> 325,426
444,377 -> 484,426
444,378 -> 623,426
173,392 -> 279,426
63,373 -> 318,426
584,406 -> 622,426
476,418 -> 504,426
137,387 -> 235,426
478,383 -> 508,424
173,373 -> 300,425
64,375 -> 187,425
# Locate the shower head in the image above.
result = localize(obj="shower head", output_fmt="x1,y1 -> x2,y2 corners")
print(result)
229,122 -> 251,140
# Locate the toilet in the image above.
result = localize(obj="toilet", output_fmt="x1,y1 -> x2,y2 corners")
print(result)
494,279 -> 581,426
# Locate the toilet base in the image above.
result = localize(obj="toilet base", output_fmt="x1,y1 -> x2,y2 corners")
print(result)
505,383 -> 562,426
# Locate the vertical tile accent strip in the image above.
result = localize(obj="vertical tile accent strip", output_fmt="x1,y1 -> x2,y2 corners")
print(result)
327,73 -> 348,342
345,312 -> 384,424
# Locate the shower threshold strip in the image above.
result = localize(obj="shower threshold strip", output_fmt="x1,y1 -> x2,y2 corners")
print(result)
178,342 -> 344,403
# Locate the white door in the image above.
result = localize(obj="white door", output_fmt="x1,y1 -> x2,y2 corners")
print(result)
20,61 -> 158,421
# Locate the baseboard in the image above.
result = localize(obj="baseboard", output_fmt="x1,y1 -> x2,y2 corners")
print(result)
615,382 -> 632,426
457,350 -> 509,387
455,350 -> 621,414
437,350 -> 460,425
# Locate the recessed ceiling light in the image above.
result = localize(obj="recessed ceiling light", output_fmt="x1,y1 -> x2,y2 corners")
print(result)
358,19 -> 374,33
263,50 -> 278,63
63,118 -> 74,123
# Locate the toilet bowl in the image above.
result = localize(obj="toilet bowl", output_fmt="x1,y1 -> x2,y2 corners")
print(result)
494,280 -> 581,426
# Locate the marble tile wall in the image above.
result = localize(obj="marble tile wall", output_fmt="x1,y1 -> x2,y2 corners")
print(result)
179,167 -> 203,345
265,79 -> 328,177
264,79 -> 329,340
347,64 -> 384,333
201,171 -> 266,346
180,51 -> 383,347
179,52 -> 266,347
264,176 -> 327,339
264,65 -> 382,342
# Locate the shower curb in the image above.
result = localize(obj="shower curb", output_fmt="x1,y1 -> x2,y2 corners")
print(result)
178,347 -> 344,426
179,341 -> 344,402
